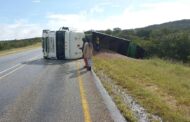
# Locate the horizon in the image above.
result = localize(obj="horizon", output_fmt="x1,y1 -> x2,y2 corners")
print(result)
1,19 -> 189,41
0,0 -> 190,40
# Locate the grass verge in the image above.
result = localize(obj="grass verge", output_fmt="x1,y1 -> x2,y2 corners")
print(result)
93,52 -> 190,122
0,42 -> 41,57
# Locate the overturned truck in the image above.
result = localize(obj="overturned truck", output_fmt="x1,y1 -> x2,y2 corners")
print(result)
91,31 -> 145,59
42,27 -> 145,60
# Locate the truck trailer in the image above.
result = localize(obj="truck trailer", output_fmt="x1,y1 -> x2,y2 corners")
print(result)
42,27 -> 85,59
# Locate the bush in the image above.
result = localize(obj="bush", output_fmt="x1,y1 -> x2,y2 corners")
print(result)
0,38 -> 41,51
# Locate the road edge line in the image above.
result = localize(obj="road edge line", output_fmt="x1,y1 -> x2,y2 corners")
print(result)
77,62 -> 92,122
92,70 -> 126,122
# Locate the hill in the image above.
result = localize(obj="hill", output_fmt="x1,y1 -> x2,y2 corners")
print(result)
138,19 -> 190,31
100,19 -> 190,63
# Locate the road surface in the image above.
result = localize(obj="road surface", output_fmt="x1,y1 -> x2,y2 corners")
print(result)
0,48 -> 115,122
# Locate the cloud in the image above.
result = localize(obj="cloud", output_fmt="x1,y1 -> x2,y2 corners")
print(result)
47,13 -> 109,31
46,0 -> 190,31
0,20 -> 42,40
1,0 -> 190,40
90,5 -> 104,14
121,0 -> 190,28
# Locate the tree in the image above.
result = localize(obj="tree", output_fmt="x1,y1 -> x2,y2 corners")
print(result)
105,29 -> 112,35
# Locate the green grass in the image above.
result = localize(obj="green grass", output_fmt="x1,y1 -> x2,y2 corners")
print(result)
93,53 -> 190,122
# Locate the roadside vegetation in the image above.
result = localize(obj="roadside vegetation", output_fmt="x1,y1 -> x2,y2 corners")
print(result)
93,52 -> 190,122
0,38 -> 41,56
93,20 -> 190,121
100,19 -> 190,63
0,38 -> 41,51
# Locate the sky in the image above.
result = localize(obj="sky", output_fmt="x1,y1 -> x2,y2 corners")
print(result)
0,0 -> 190,40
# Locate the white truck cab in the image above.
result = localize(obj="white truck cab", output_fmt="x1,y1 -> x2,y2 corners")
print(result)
42,27 -> 85,59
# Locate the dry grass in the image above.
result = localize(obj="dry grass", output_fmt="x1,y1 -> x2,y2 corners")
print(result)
93,52 -> 190,122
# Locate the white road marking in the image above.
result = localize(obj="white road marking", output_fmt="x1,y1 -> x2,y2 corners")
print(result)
0,63 -> 22,74
0,65 -> 25,80
0,56 -> 41,80
0,56 -> 40,74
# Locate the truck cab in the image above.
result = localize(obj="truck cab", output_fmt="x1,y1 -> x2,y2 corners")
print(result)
42,27 -> 85,59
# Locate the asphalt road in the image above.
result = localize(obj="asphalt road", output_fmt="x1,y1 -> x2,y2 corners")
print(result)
0,48 -> 114,122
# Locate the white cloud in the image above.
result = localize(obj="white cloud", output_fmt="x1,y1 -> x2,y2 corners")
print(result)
124,0 -> 190,28
46,0 -> 190,31
90,5 -> 104,14
47,13 -> 109,31
1,0 -> 190,40
0,20 -> 42,40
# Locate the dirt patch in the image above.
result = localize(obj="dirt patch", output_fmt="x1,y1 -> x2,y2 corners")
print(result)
94,50 -> 134,60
